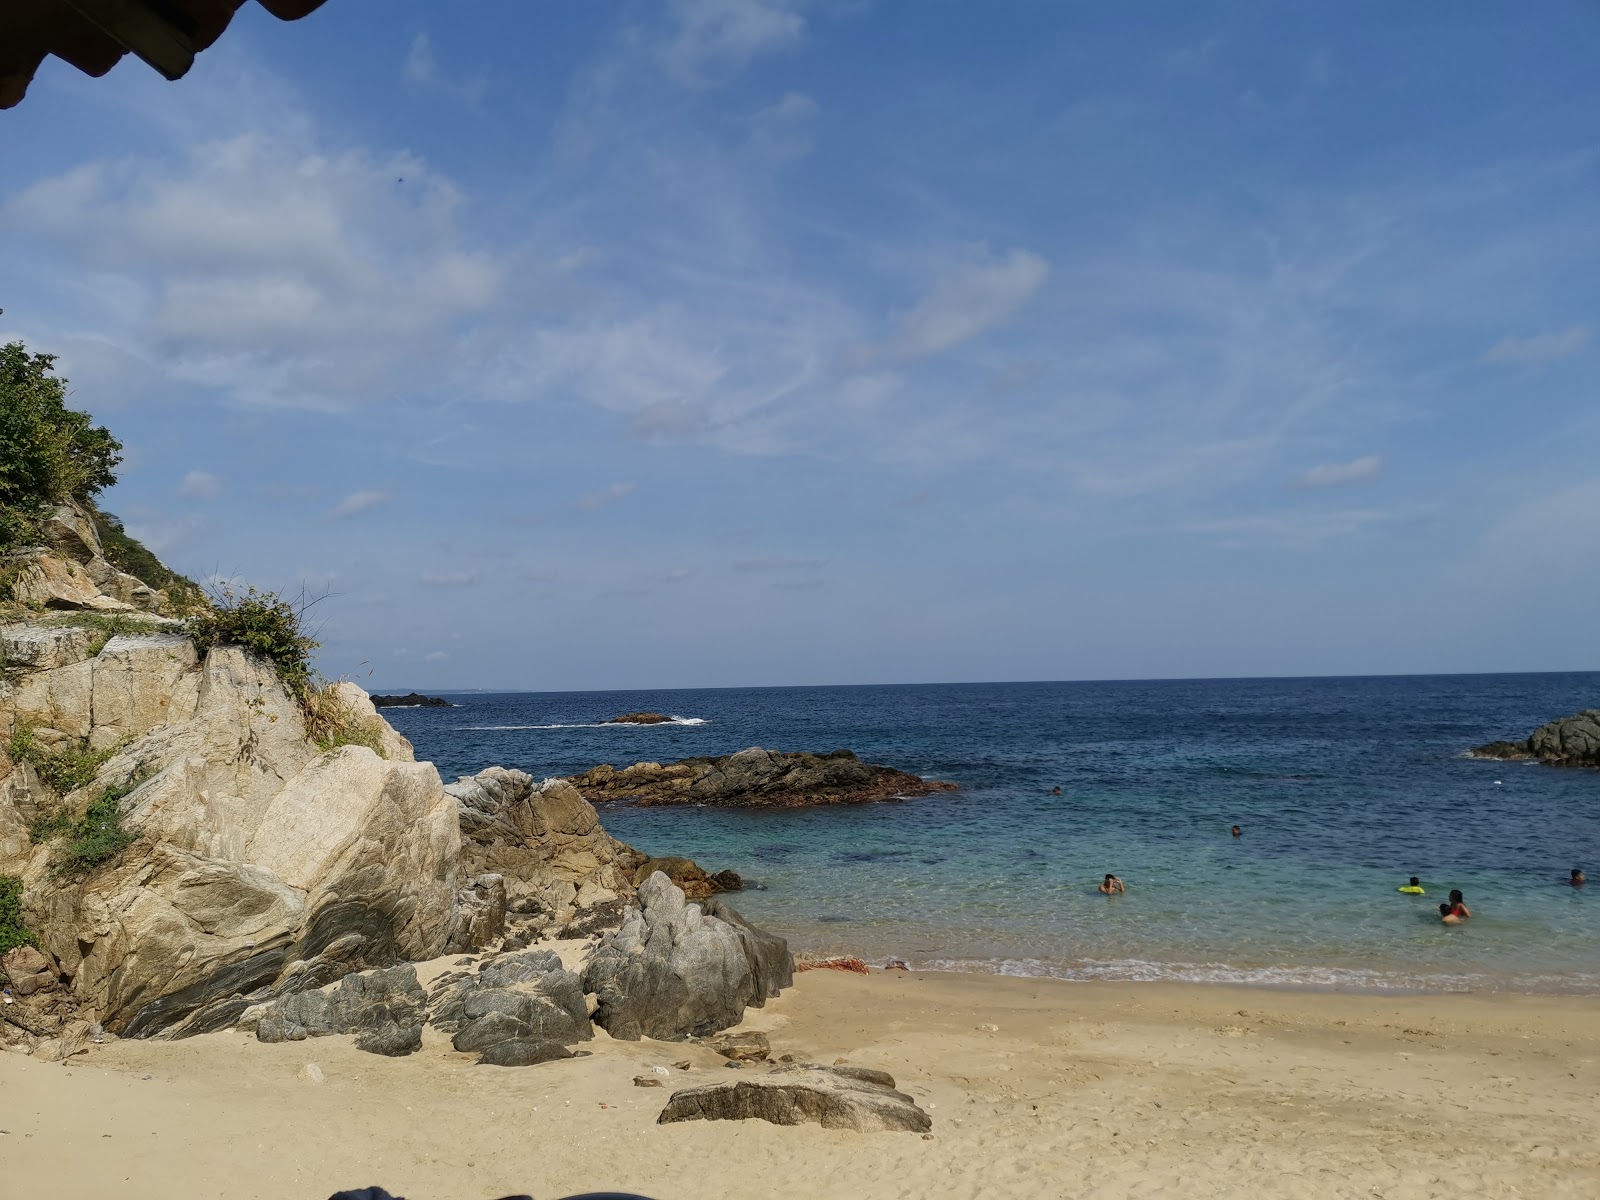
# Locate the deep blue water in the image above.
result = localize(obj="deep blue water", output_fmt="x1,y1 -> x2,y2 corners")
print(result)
382,674 -> 1600,993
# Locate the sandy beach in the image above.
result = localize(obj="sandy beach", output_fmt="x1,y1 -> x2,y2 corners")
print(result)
4,968 -> 1597,1200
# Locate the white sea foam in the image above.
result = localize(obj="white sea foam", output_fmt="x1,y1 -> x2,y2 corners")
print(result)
457,716 -> 708,731
909,957 -> 1600,995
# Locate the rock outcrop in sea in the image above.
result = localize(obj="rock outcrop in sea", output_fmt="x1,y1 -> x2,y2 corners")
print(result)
604,711 -> 672,724
370,692 -> 452,708
567,746 -> 958,808
1472,710 -> 1600,767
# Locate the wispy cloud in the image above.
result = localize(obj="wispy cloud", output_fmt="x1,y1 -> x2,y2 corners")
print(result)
1186,508 -> 1401,547
1295,454 -> 1384,489
853,247 -> 1051,367
422,650 -> 448,662
1483,326 -> 1589,365
418,570 -> 479,587
577,482 -> 636,511
734,555 -> 827,572
403,33 -> 487,104
178,469 -> 223,500
325,490 -> 392,521
659,0 -> 806,85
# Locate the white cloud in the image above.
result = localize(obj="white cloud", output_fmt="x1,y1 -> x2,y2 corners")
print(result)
1186,508 -> 1399,548
418,571 -> 479,587
422,650 -> 448,662
178,469 -> 223,499
659,0 -> 806,84
576,482 -> 636,511
1295,454 -> 1384,489
854,247 -> 1051,367
1483,326 -> 1589,365
325,490 -> 392,521
4,133 -> 499,409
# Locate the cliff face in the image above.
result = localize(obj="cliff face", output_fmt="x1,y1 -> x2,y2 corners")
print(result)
1,627 -> 461,1037
3,500 -> 195,615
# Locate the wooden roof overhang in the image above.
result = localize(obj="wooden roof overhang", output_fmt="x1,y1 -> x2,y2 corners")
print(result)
1,0 -> 328,109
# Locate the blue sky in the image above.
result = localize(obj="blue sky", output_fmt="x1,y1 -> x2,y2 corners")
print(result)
3,1 -> 1597,690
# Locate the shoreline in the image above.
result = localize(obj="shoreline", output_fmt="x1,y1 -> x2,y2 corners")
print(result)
5,968 -> 1598,1199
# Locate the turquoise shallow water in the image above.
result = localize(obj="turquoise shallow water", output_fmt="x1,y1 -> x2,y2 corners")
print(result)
383,674 -> 1600,994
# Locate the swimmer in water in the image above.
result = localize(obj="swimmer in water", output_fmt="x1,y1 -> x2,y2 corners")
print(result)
1441,889 -> 1471,923
1398,876 -> 1426,895
1098,873 -> 1125,895
1051,786 -> 1062,795
1231,825 -> 1242,838
1571,868 -> 1586,888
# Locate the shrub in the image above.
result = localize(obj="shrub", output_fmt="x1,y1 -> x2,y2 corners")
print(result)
0,342 -> 121,551
0,875 -> 35,956
8,723 -> 114,794
52,776 -> 143,875
186,585 -> 319,699
303,684 -> 388,758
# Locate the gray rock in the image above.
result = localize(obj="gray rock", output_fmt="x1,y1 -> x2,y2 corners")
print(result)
709,1030 -> 770,1061
582,872 -> 793,1041
247,964 -> 426,1057
657,1063 -> 932,1133
428,949 -> 592,1065
444,873 -> 508,953
1472,709 -> 1600,767
567,747 -> 958,808
477,1039 -> 573,1067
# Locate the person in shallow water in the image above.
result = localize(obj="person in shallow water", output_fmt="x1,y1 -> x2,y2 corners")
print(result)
1399,876 -> 1426,894
1098,873 -> 1125,895
1051,786 -> 1062,795
1231,825 -> 1242,838
1441,889 -> 1471,923
1571,868 -> 1586,887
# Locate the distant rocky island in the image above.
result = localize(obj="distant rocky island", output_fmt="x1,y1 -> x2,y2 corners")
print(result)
604,711 -> 672,724
1472,709 -> 1600,768
566,747 -> 959,808
370,692 -> 453,708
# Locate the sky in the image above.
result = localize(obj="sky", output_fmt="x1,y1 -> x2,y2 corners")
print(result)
2,1 -> 1597,690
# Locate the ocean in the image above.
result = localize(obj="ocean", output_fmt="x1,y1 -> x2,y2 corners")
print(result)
381,673 -> 1600,995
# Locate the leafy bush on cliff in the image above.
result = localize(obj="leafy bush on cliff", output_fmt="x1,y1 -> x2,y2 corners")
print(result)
0,342 -> 122,550
0,875 -> 36,955
186,585 -> 319,699
8,722 -> 114,794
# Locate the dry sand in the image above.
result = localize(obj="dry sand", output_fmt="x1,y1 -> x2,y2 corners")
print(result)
3,969 -> 1598,1199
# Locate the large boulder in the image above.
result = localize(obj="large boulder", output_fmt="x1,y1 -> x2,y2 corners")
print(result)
630,855 -> 742,901
241,964 -> 427,1057
446,766 -> 644,934
582,872 -> 792,1041
428,949 -> 591,1065
567,747 -> 957,808
1472,710 -> 1600,767
657,1063 -> 932,1133
0,638 -> 460,1038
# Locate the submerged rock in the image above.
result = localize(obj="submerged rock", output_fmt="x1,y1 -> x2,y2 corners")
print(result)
582,872 -> 793,1041
567,747 -> 958,809
657,1063 -> 932,1133
1472,710 -> 1600,767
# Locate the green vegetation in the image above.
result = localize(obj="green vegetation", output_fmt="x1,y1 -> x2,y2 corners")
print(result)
0,342 -> 121,552
8,723 -> 114,794
0,875 -> 36,956
52,775 -> 144,875
187,585 -> 319,700
91,509 -> 205,609
304,684 -> 388,758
